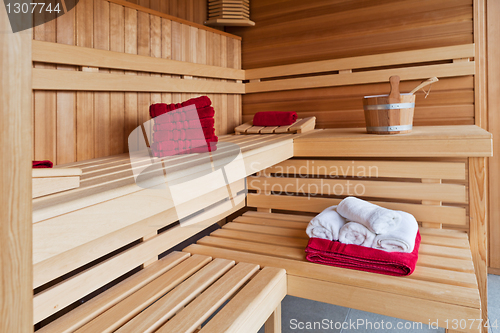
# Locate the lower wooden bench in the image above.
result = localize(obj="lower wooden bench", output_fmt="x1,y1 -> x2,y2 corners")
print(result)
38,252 -> 286,333
184,211 -> 482,333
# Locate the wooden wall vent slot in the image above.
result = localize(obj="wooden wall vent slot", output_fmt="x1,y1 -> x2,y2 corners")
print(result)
235,117 -> 316,135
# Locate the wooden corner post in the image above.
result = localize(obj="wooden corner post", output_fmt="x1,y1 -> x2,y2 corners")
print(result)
469,157 -> 488,333
0,6 -> 33,333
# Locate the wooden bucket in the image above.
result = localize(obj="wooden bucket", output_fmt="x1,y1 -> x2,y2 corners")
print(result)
363,76 -> 415,134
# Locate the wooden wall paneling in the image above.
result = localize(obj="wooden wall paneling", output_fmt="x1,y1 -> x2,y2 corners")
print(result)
124,0 -> 207,25
150,15 -> 162,106
76,0 -> 95,160
0,5 -> 33,331
242,77 -> 475,127
137,11 -> 151,138
159,0 -> 169,14
94,0 -> 111,158
169,0 -> 177,18
226,38 -> 236,133
56,0 -> 77,164
231,0 -> 475,130
189,25 -> 198,102
488,0 -> 500,271
34,6 -> 57,163
110,3 -> 126,155
235,39 -> 241,128
149,0 -> 160,12
212,33 -> 222,136
124,7 -> 138,152
205,31 -> 215,132
220,35 -> 228,135
194,0 -> 207,26
161,18 -> 173,104
181,23 -> 192,103
171,21 -> 182,103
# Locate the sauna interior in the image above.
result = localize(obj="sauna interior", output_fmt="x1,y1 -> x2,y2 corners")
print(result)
1,0 -> 499,332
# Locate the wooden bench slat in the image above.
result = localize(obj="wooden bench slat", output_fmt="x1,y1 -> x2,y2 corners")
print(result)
198,267 -> 287,333
156,262 -> 259,333
183,244 -> 480,309
115,258 -> 235,333
419,243 -> 472,260
287,275 -> 480,333
74,255 -> 211,333
243,210 -> 313,222
198,235 -> 477,289
36,252 -> 190,333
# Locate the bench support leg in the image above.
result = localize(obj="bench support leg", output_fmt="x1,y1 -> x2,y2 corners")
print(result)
265,303 -> 281,333
469,157 -> 488,333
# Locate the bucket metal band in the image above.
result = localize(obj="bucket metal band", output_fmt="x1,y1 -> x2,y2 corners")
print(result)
364,103 -> 415,110
367,125 -> 413,132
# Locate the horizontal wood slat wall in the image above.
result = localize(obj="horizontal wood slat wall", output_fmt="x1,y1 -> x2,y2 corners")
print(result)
228,0 -> 475,129
33,0 -> 241,165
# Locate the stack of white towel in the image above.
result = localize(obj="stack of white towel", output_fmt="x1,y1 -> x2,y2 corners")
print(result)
306,197 -> 419,253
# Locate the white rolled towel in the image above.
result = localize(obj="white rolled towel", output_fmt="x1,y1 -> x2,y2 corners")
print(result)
339,222 -> 376,247
373,211 -> 419,253
306,205 -> 347,241
337,197 -> 402,234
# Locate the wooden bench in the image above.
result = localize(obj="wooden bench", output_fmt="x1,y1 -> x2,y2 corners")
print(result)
183,126 -> 492,333
32,126 -> 491,333
38,252 -> 285,333
32,134 -> 294,332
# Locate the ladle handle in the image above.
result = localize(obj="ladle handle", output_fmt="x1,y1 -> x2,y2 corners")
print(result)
388,76 -> 401,103
410,77 -> 439,95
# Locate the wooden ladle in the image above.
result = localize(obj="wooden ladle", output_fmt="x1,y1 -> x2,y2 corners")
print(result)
409,77 -> 439,95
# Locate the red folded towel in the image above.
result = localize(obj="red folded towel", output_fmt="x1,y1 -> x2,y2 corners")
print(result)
304,231 -> 421,276
149,97 -> 212,118
182,95 -> 212,109
153,118 -> 215,132
32,160 -> 53,168
252,111 -> 298,126
152,141 -> 218,157
187,117 -> 215,129
151,136 -> 218,152
153,106 -> 215,124
153,128 -> 215,142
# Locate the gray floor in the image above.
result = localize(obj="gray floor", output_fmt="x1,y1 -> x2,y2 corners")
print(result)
257,274 -> 500,333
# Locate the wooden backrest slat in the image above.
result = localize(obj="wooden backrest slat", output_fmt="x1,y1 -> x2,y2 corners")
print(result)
245,62 -> 475,94
32,40 -> 245,81
246,194 -> 467,226
245,44 -> 475,80
33,68 -> 245,94
264,160 -> 467,180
